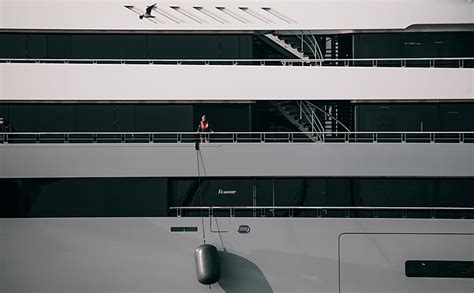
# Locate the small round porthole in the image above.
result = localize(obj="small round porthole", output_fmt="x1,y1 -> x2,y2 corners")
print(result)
237,225 -> 251,234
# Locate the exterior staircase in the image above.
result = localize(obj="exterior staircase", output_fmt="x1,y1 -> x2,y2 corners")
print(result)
263,34 -> 310,60
263,33 -> 345,61
324,35 -> 341,65
273,101 -> 324,141
324,36 -> 339,59
274,101 -> 353,140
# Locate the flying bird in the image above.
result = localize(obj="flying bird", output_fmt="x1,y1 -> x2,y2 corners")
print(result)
140,3 -> 157,19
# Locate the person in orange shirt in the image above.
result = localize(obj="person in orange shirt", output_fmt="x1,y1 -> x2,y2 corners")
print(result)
197,115 -> 213,143
0,117 -> 13,132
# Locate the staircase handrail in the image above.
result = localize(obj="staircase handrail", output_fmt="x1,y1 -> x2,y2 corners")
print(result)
292,31 -> 324,60
306,32 -> 324,60
304,101 -> 351,132
297,101 -> 325,139
300,101 -> 325,133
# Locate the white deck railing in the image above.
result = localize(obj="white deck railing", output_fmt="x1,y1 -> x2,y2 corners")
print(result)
1,57 -> 473,68
170,206 -> 474,219
1,131 -> 474,144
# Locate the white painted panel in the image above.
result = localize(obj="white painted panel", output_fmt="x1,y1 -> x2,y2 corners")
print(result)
1,64 -> 472,101
0,218 -> 473,293
340,233 -> 474,293
1,143 -> 473,178
0,0 -> 472,31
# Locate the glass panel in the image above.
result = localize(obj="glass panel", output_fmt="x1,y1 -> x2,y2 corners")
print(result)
406,261 -> 474,278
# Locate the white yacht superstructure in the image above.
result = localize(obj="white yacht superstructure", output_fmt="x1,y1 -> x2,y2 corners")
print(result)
0,1 -> 473,292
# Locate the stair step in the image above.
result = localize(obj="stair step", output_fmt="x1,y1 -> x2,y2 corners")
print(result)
284,110 -> 301,116
287,109 -> 301,114
264,34 -> 309,60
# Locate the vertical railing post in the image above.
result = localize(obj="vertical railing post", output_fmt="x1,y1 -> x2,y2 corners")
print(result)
301,32 -> 303,52
299,101 -> 302,120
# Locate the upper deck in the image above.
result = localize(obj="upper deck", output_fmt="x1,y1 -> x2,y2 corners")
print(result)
1,0 -> 472,32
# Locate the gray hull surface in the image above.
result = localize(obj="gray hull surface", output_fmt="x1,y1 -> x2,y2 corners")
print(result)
1,217 -> 473,293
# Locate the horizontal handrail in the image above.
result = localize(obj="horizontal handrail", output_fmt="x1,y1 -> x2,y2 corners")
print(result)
170,206 -> 474,219
2,57 -> 473,62
0,57 -> 473,68
1,131 -> 473,144
170,206 -> 474,211
2,131 -> 474,134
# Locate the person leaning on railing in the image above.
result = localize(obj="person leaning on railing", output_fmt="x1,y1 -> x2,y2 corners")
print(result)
0,117 -> 13,132
197,115 -> 213,143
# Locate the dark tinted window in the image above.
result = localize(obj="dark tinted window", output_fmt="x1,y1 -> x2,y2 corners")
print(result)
2,177 -> 474,218
0,33 -> 255,59
354,32 -> 474,58
406,261 -> 474,278
1,103 -> 255,132
0,34 -> 26,58
0,178 -> 168,218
